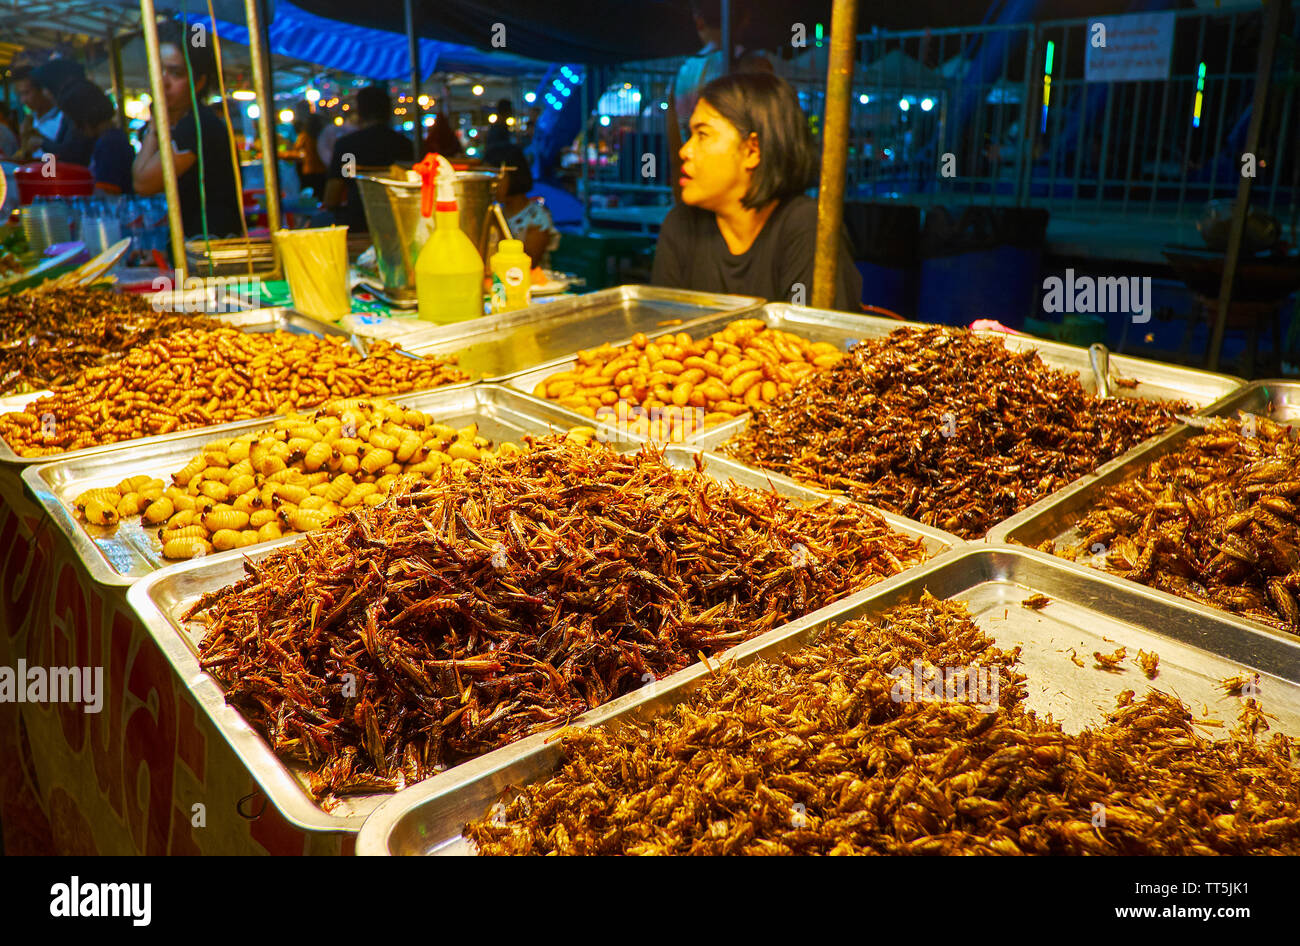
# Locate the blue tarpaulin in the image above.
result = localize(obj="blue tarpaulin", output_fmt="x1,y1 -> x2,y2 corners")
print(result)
202,0 -> 545,79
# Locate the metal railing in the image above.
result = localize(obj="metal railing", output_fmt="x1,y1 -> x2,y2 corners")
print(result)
590,4 -> 1295,228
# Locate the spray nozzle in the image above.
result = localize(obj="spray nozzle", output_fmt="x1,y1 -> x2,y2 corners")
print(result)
414,152 -> 457,219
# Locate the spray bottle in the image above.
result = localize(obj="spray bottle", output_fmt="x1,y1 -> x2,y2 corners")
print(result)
414,153 -> 485,323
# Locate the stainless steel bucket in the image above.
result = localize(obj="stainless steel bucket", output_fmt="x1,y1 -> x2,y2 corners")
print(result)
356,168 -> 500,308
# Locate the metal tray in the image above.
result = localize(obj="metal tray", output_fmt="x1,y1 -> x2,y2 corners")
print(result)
354,544 -> 1300,855
505,303 -> 1246,450
0,307 -> 437,467
23,384 -> 618,588
214,306 -> 369,353
987,380 -> 1300,629
400,285 -> 763,383
125,442 -> 955,834
505,303 -> 925,445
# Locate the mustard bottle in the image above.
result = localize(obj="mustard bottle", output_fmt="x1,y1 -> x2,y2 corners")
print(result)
414,153 -> 485,324
489,239 -> 532,314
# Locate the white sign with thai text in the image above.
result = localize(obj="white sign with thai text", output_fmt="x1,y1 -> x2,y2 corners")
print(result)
1085,12 -> 1176,82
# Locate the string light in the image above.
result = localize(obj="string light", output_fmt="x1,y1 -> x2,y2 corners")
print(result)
1041,40 -> 1054,133
1193,61 -> 1206,128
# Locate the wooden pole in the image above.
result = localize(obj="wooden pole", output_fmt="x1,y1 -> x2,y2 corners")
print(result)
812,0 -> 857,309
107,31 -> 127,131
244,0 -> 281,235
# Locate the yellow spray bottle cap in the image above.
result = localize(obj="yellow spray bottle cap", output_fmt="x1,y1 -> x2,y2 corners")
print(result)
497,239 -> 524,254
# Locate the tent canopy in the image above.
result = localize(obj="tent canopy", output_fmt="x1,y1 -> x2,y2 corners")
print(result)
204,1 -> 546,80
5,0 -> 545,82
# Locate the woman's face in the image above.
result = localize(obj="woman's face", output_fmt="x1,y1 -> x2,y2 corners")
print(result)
678,99 -> 759,213
159,44 -> 196,118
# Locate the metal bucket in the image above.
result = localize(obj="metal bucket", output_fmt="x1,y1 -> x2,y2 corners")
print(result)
356,169 -> 500,308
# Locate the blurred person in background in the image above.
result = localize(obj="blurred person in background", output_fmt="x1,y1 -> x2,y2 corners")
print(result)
13,66 -> 63,161
287,110 -> 327,196
484,97 -> 514,150
58,79 -> 134,195
28,59 -> 94,165
316,113 -> 355,168
132,23 -> 243,238
323,85 -> 412,233
421,112 -> 462,160
484,143 -> 558,269
670,1 -> 770,136
0,104 -> 18,159
420,82 -> 461,159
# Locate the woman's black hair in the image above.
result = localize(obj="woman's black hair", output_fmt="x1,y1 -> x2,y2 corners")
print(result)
697,72 -> 814,209
484,143 -> 533,197
57,79 -> 116,132
157,21 -> 219,97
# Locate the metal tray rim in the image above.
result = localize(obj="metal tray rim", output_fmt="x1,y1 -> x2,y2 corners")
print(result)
21,384 -> 592,588
985,379 -> 1295,545
349,542 -> 976,854
403,285 -> 765,384
355,540 -> 1300,854
125,437 -> 953,833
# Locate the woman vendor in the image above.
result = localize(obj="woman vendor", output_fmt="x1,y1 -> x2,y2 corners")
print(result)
652,73 -> 861,311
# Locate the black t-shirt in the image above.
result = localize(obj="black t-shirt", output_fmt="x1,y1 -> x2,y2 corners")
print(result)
172,105 -> 243,238
89,126 -> 134,195
327,126 -> 414,232
49,118 -> 95,167
651,194 -> 863,311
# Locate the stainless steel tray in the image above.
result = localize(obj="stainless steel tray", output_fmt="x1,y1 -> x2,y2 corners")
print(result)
24,385 -> 602,588
505,303 -> 925,445
505,303 -> 1246,450
354,544 -> 1300,855
125,442 -> 954,834
401,285 -> 763,383
987,380 -> 1300,630
214,306 -> 370,353
0,307 -> 439,467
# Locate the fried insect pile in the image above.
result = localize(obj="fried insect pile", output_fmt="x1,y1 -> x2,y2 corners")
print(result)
1056,415 -> 1300,634
468,595 -> 1299,855
0,288 -> 220,395
187,441 -> 928,806
726,328 -> 1190,539
0,328 -> 467,456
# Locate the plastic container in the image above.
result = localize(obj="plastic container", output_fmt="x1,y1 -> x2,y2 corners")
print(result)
489,239 -> 532,314
415,153 -> 485,324
844,201 -> 921,316
14,161 -> 94,205
274,225 -> 351,321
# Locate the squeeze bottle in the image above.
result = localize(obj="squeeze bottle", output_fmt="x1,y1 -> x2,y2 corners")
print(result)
489,239 -> 532,313
414,153 -> 484,323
